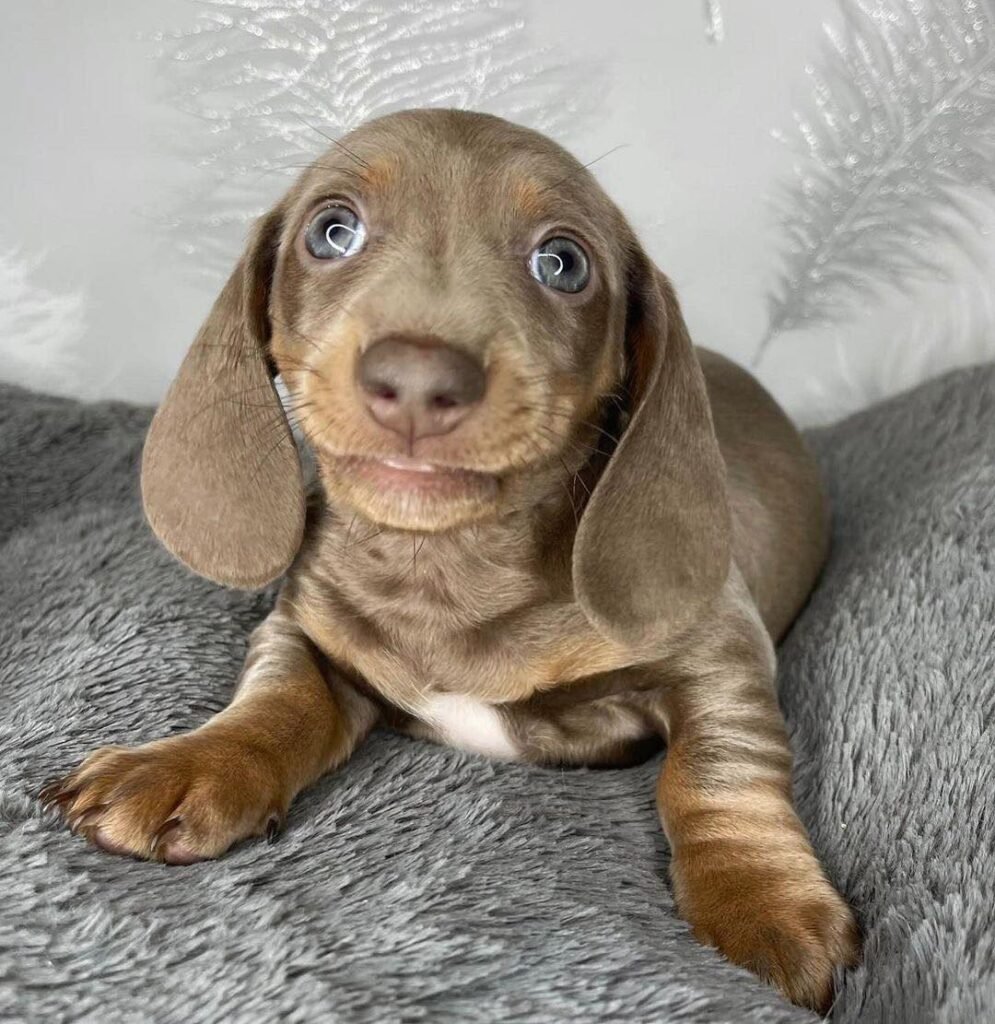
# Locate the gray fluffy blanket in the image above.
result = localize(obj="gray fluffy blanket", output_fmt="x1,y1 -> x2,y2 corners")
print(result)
2,365 -> 994,1024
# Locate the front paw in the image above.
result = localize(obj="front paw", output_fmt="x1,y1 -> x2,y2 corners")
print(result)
671,850 -> 861,1012
40,732 -> 288,864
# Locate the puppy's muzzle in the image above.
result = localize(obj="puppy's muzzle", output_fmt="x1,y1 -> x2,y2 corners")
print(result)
357,334 -> 486,441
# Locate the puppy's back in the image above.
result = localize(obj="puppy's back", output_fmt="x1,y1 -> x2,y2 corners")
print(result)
697,348 -> 829,641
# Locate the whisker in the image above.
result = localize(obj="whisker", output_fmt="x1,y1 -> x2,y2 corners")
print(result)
563,435 -> 607,459
255,161 -> 369,179
356,526 -> 384,547
306,413 -> 339,450
555,454 -> 583,527
400,531 -> 427,583
270,293 -> 362,351
342,513 -> 359,554
268,315 -> 322,354
532,424 -> 603,481
293,113 -> 371,169
191,344 -> 325,382
569,460 -> 593,500
581,420 -> 622,447
523,434 -> 579,528
549,143 -> 630,191
245,429 -> 296,488
175,380 -> 296,431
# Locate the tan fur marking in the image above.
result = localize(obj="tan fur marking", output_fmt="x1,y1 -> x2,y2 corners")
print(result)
536,630 -> 631,686
360,155 -> 397,191
657,639 -> 859,1013
50,607 -> 377,863
512,177 -> 551,219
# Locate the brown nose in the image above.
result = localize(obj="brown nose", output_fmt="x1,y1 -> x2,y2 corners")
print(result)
357,335 -> 486,441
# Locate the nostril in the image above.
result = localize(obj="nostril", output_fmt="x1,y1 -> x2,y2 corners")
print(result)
430,392 -> 460,411
372,383 -> 398,402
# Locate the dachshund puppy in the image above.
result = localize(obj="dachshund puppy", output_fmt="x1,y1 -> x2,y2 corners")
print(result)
44,109 -> 859,1010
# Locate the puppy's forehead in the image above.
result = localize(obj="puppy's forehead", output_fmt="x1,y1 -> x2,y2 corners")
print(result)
297,109 -> 619,233
342,109 -> 581,180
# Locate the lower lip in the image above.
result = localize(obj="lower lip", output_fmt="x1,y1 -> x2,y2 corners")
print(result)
341,456 -> 499,498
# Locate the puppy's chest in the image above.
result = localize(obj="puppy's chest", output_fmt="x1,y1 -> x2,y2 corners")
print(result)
295,544 -> 635,758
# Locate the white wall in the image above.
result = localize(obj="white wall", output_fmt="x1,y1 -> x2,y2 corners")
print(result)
2,0 -> 993,423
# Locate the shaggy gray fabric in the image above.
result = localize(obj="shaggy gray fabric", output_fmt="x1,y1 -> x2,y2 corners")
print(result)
2,365 -> 994,1024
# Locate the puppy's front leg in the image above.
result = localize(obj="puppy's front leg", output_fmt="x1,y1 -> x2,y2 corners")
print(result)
657,619 -> 859,1012
43,605 -> 377,863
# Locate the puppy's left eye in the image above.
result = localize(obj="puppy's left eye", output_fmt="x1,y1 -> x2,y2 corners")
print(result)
528,237 -> 590,293
305,205 -> 367,259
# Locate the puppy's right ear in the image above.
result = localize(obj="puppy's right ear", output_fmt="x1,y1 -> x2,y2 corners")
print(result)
141,207 -> 305,589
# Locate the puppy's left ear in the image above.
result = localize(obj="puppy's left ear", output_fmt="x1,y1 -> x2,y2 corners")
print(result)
573,252 -> 731,645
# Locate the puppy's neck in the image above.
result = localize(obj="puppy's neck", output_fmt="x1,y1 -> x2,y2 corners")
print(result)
297,405 -> 620,635
305,485 -> 580,634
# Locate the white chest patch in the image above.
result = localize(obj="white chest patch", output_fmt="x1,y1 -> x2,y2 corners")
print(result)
421,693 -> 520,761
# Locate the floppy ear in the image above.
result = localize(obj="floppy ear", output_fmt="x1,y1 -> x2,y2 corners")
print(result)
141,207 -> 305,589
573,253 -> 731,645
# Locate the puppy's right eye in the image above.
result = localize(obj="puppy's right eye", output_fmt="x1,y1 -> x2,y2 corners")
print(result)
305,205 -> 367,259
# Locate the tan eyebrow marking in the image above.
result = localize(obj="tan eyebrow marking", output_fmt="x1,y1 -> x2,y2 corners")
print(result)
512,177 -> 553,219
360,156 -> 398,191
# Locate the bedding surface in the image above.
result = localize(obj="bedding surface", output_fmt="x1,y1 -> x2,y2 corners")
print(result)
1,365 -> 994,1023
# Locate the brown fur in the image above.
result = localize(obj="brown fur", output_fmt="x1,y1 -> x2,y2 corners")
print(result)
42,109 -> 858,1012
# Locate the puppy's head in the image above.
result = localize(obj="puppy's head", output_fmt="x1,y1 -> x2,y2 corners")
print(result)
143,110 -> 730,643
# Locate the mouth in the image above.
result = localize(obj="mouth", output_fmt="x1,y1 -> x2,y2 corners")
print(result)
335,454 -> 500,502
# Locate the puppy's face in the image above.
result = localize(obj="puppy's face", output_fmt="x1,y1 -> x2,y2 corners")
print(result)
144,107 -> 729,642
269,111 -> 632,531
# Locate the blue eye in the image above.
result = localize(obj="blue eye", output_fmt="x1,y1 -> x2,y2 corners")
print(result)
305,205 -> 366,259
529,236 -> 590,293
